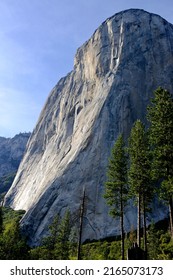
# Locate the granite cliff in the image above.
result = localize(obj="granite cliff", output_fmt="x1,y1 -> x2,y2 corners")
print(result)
0,133 -> 30,199
4,9 -> 173,245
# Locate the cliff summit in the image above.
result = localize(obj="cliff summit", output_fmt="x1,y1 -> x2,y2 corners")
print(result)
4,9 -> 173,245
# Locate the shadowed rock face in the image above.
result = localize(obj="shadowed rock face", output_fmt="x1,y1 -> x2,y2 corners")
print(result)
4,9 -> 173,245
0,133 -> 30,177
0,133 -> 31,198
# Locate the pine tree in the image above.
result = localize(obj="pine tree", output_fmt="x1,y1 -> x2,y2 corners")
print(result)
0,206 -> 3,234
128,120 -> 153,252
41,211 -> 71,259
42,214 -> 60,250
54,210 -> 71,259
77,188 -> 86,260
104,134 -> 128,260
147,221 -> 160,259
0,219 -> 29,259
147,87 -> 173,238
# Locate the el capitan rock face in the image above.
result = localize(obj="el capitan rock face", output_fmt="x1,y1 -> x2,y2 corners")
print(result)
4,9 -> 173,245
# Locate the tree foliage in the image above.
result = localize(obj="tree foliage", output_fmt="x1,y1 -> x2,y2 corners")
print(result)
147,87 -> 173,237
1,87 -> 173,260
104,134 -> 128,259
128,120 -> 153,207
147,88 -> 173,176
104,134 -> 128,217
31,210 -> 72,260
0,209 -> 29,259
128,120 -> 153,250
0,206 -> 3,234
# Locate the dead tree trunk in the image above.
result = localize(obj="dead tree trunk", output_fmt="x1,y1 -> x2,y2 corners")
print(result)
169,196 -> 173,239
143,200 -> 147,259
120,188 -> 125,260
137,194 -> 141,248
77,188 -> 86,260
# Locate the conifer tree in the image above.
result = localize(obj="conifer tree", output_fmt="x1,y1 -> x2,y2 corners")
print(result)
42,214 -> 60,252
41,211 -> 71,259
147,87 -> 173,238
104,134 -> 128,260
55,210 -> 71,259
128,120 -> 153,251
0,219 -> 29,259
147,221 -> 160,259
0,206 -> 3,234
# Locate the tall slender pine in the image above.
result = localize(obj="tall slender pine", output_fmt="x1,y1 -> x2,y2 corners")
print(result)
128,120 -> 153,252
104,134 -> 128,260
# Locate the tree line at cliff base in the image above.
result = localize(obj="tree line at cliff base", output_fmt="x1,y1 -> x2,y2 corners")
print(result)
0,87 -> 173,260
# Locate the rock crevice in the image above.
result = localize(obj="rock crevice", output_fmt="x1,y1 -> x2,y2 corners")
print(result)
4,9 -> 173,245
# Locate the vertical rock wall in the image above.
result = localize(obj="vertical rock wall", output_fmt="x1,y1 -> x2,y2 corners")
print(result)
4,9 -> 173,245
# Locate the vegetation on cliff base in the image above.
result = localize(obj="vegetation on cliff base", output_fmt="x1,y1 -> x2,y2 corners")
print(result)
103,87 -> 173,259
0,87 -> 173,259
0,206 -> 172,259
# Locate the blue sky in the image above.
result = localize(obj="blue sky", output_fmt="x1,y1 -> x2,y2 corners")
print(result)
0,0 -> 173,137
